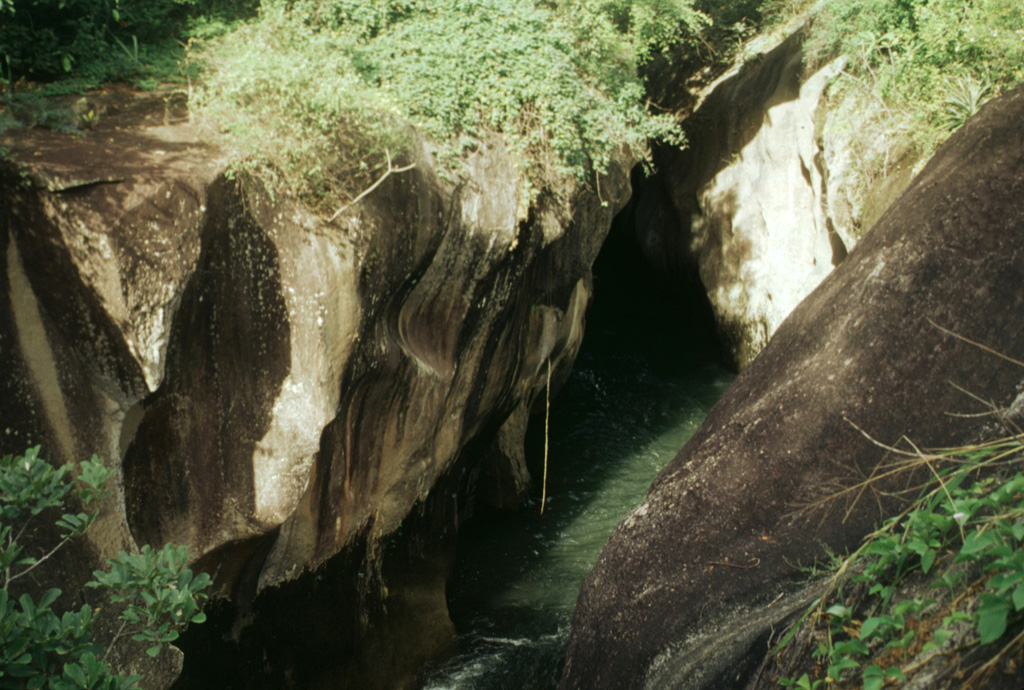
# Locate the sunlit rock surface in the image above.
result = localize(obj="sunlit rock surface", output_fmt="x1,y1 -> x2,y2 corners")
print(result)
0,88 -> 630,689
635,27 -> 893,369
562,84 -> 1024,690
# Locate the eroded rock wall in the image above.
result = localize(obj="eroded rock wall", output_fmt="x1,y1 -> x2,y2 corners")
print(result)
0,89 -> 630,689
636,26 -> 901,369
561,83 -> 1024,690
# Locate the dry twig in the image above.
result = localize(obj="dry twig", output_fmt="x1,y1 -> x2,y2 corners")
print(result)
328,149 -> 416,222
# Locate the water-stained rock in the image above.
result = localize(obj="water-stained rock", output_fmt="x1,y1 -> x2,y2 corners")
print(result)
561,84 -> 1024,690
0,88 -> 631,689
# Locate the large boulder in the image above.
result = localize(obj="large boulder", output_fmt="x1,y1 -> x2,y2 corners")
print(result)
561,84 -> 1024,690
0,87 -> 631,689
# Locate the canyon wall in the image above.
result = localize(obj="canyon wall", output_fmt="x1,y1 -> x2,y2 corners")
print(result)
0,88 -> 630,688
636,25 -> 914,369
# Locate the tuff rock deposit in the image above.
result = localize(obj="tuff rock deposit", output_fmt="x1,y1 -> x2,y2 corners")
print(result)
0,87 -> 630,689
561,84 -> 1024,690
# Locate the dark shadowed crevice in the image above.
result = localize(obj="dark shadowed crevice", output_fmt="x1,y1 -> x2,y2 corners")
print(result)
415,193 -> 733,690
587,180 -> 726,373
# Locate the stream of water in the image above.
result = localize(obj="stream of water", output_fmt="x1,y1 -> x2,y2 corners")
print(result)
417,225 -> 736,690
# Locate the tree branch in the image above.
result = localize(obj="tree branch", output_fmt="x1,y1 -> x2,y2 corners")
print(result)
328,150 -> 416,222
6,535 -> 73,586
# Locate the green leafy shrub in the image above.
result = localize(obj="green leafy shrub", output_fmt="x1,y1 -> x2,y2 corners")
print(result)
0,0 -> 254,91
594,0 -> 710,59
90,545 -> 210,659
797,0 -> 1024,237
0,446 -> 210,689
807,0 -> 1024,142
0,0 -> 180,86
775,435 -> 1024,690
190,2 -> 410,208
191,0 -> 703,207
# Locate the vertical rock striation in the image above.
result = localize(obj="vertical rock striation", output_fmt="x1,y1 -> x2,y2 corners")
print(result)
0,89 -> 631,688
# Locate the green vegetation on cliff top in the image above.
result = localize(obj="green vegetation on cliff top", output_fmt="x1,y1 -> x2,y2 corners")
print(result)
1,0 -> 1021,208
189,0 -> 717,206
0,0 -> 758,205
799,0 -> 1024,233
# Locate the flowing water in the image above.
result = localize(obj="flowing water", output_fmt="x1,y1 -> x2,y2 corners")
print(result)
417,225 -> 736,690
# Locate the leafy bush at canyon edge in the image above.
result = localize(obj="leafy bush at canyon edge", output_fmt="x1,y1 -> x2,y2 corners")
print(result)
190,0 -> 709,205
800,0 -> 1024,222
2,0 -> 1020,208
0,447 -> 210,689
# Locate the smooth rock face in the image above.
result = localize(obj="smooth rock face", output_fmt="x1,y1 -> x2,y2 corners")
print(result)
0,90 -> 630,689
561,85 -> 1024,690
635,30 -> 850,369
0,91 -> 224,686
1,92 -> 223,563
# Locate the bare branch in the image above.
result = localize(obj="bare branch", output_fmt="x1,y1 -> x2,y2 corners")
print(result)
103,620 -> 131,662
6,535 -> 74,586
793,419 -> 1023,521
328,149 -> 416,222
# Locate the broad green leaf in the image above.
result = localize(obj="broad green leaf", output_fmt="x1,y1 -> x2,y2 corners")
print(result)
960,529 -> 999,556
885,666 -> 907,681
861,665 -> 883,690
920,548 -> 936,574
828,656 -> 860,679
832,638 -> 867,656
860,616 -> 888,639
1014,583 -> 1024,612
38,588 -> 61,611
825,604 -> 851,619
18,594 -> 35,618
6,663 -> 36,677
63,662 -> 87,688
990,570 -> 1024,592
977,594 -> 1011,644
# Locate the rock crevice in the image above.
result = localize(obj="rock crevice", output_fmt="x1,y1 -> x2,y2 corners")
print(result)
561,84 -> 1024,690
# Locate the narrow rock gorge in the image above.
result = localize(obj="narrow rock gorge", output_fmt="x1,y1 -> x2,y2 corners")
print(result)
561,82 -> 1024,690
2,10 -> 1020,690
